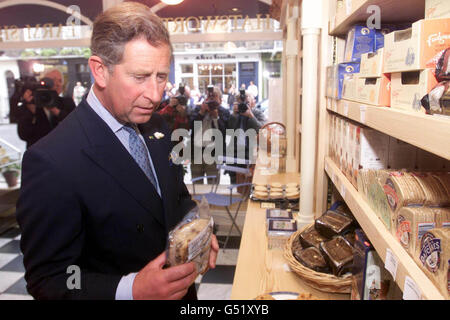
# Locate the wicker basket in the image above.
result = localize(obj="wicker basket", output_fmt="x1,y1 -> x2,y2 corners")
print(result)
283,224 -> 352,294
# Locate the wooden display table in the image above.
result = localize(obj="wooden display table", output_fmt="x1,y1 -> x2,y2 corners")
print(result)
231,165 -> 349,300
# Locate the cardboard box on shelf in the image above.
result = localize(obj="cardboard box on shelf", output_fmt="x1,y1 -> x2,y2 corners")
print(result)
374,24 -> 411,51
337,62 -> 360,99
326,65 -> 339,99
391,69 -> 438,113
425,0 -> 450,20
354,126 -> 389,180
387,137 -> 417,170
344,25 -> 376,62
360,48 -> 384,78
342,73 -> 358,101
384,18 -> 450,73
355,74 -> 391,107
416,148 -> 447,171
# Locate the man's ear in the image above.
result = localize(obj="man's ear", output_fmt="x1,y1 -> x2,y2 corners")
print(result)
88,56 -> 109,88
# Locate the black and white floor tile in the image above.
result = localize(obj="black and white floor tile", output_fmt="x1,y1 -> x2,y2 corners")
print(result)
0,225 -> 240,300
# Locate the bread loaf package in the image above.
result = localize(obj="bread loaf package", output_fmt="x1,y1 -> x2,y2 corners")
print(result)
358,169 -> 393,232
411,172 -> 449,206
166,197 -> 214,275
382,171 -> 427,212
417,227 -> 450,299
433,208 -> 450,228
432,172 -> 450,202
395,207 -> 437,258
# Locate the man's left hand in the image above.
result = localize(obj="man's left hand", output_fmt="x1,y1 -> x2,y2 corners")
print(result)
48,107 -> 61,117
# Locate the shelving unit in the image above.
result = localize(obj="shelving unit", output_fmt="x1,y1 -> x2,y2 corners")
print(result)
324,157 -> 444,300
327,99 -> 450,160
312,0 -> 449,299
329,0 -> 425,37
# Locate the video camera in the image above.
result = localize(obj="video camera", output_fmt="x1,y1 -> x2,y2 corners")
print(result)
238,89 -> 248,114
205,85 -> 220,110
15,76 -> 59,109
175,83 -> 188,106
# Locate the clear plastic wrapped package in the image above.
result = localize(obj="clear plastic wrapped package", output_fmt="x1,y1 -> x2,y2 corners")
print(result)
166,197 -> 214,275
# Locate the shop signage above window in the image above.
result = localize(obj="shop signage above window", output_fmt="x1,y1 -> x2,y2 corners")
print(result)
162,14 -> 280,33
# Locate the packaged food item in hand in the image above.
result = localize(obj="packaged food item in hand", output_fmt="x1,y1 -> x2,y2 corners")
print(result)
166,197 -> 214,275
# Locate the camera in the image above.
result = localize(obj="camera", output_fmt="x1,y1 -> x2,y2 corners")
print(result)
15,76 -> 59,109
205,85 -> 219,110
175,83 -> 188,106
238,89 -> 248,113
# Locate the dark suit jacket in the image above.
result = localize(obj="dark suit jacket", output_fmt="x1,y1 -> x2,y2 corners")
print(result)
17,97 -> 76,149
16,99 -> 196,300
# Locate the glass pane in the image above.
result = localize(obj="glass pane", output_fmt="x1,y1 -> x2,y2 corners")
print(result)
224,63 -> 236,75
224,76 -> 236,93
211,77 -> 223,93
211,64 -> 223,76
181,77 -> 194,90
180,64 -> 193,74
198,77 -> 210,95
198,64 -> 210,76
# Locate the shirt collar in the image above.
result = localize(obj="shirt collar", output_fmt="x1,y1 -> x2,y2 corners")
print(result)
86,85 -> 124,134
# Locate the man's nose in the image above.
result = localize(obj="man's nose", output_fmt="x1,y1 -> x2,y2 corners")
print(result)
142,78 -> 161,102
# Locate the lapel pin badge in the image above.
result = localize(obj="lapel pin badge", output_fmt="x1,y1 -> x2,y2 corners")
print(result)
149,132 -> 165,140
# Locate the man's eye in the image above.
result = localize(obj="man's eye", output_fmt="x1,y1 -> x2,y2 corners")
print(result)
134,75 -> 146,81
157,74 -> 168,81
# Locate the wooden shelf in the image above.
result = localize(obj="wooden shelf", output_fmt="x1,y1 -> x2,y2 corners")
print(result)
327,99 -> 450,160
329,0 -> 425,37
324,157 -> 445,300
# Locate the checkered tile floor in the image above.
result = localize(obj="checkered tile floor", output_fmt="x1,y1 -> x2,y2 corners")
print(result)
0,226 -> 240,300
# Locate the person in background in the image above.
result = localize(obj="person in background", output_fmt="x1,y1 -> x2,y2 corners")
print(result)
16,68 -> 76,149
17,2 -> 218,300
189,86 -> 230,185
227,85 -> 236,109
247,80 -> 259,102
226,91 -> 262,184
158,85 -> 193,134
72,81 -> 87,106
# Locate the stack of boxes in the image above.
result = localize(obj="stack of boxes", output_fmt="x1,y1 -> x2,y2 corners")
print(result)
327,2 -> 450,185
384,17 -> 450,113
329,112 -> 450,189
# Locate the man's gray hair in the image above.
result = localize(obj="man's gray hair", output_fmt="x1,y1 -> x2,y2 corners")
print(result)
90,2 -> 172,70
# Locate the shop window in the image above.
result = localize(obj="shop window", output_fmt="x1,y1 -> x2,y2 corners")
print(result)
180,64 -> 193,74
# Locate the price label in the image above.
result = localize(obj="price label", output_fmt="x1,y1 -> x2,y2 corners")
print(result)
403,276 -> 422,300
332,99 -> 337,112
261,202 -> 276,209
343,102 -> 349,117
360,105 -> 367,124
385,248 -> 399,280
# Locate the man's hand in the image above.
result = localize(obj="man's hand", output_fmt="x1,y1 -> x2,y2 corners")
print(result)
208,234 -> 219,270
48,107 -> 61,117
199,102 -> 209,116
132,251 -> 198,300
241,108 -> 254,119
169,97 -> 178,107
208,108 -> 219,120
176,104 -> 187,116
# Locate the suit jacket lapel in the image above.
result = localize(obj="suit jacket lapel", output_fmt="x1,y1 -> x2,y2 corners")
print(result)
138,120 -> 175,228
75,101 -> 166,227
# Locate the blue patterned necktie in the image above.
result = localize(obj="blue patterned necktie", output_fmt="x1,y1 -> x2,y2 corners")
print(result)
122,124 -> 158,190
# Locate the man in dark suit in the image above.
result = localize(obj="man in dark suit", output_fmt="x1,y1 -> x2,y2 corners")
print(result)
16,2 -> 218,300
16,69 -> 76,149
